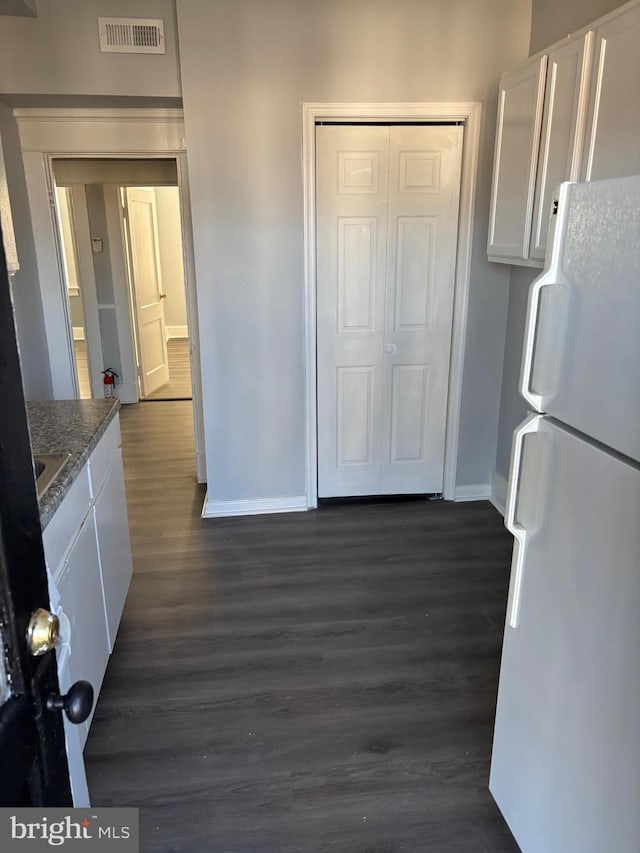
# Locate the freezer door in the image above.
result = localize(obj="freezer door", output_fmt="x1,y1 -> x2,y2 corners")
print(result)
491,416 -> 640,853
520,176 -> 640,463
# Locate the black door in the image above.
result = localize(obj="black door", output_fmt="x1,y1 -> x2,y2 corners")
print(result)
0,231 -> 73,805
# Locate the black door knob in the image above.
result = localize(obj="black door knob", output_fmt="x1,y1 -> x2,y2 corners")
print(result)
46,680 -> 94,724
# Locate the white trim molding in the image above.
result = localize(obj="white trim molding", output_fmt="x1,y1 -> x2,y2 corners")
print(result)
489,470 -> 508,516
201,494 -> 308,519
14,108 -> 186,154
302,101 -> 482,508
116,381 -> 138,406
165,324 -> 188,339
454,484 -> 491,502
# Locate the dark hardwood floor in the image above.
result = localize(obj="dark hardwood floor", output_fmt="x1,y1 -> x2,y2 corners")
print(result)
84,401 -> 519,853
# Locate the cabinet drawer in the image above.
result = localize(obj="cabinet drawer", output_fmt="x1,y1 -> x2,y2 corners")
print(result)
89,416 -> 121,498
42,463 -> 91,580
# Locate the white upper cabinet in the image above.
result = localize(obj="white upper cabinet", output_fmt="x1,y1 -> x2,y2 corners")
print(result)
582,2 -> 640,181
487,56 -> 547,263
488,0 -> 640,267
529,33 -> 594,261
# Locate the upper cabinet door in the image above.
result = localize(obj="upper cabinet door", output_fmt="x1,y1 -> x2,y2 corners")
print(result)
582,3 -> 640,181
529,33 -> 594,261
488,56 -> 548,262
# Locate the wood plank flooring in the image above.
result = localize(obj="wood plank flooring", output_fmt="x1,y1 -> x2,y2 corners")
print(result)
73,338 -> 192,401
84,401 -> 519,852
144,338 -> 193,401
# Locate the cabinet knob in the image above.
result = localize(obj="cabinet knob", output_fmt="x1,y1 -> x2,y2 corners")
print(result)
47,681 -> 94,725
27,608 -> 60,656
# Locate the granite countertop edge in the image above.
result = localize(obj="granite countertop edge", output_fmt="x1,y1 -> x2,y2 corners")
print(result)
27,399 -> 121,530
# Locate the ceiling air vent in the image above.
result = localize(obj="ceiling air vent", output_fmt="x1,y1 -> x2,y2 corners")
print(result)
98,17 -> 165,54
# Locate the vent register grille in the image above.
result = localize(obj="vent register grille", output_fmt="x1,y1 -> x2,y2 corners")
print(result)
98,17 -> 165,54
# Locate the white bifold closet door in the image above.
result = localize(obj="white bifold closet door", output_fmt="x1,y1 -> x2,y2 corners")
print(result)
316,124 -> 463,497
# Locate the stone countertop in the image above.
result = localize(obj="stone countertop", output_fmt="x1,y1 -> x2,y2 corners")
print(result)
27,399 -> 120,529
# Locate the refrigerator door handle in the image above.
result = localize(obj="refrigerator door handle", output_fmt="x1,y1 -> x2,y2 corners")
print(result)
519,181 -> 573,412
520,278 -> 551,412
504,413 -> 543,628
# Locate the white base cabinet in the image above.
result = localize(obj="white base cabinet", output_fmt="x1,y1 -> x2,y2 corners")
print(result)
42,415 -> 133,806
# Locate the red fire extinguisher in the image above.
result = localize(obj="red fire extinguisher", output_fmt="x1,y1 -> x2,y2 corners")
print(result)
102,368 -> 119,399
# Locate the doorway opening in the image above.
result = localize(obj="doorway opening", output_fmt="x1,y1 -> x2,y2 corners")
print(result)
120,185 -> 192,402
52,159 -> 195,406
12,109 -> 206,483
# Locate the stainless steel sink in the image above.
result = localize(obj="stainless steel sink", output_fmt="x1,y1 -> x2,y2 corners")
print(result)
33,452 -> 70,499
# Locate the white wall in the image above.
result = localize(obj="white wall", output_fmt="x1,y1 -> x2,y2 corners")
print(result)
529,0 -> 628,53
177,0 -> 531,503
0,0 -> 180,99
0,1 -> 37,15
154,186 -> 187,331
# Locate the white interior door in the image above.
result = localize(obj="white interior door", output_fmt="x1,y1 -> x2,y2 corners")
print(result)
123,187 -> 169,397
316,124 -> 463,497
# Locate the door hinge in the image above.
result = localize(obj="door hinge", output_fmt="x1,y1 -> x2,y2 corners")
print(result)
48,191 -> 57,209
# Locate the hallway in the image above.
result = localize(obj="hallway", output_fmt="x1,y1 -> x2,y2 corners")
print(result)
84,401 -> 517,852
73,338 -> 192,403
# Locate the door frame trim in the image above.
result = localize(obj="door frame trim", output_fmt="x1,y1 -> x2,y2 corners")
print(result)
65,185 -> 104,399
302,102 -> 482,504
13,108 -> 206,482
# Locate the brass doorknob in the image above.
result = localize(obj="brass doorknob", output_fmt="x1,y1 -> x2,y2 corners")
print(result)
26,608 -> 60,656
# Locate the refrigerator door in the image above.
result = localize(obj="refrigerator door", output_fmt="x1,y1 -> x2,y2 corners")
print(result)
520,175 -> 640,463
491,416 -> 640,853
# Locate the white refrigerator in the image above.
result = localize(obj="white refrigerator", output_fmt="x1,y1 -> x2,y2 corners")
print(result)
489,176 -> 640,853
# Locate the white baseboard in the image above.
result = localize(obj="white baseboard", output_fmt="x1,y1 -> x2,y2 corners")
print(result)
116,381 -> 139,405
489,471 -> 508,516
72,326 -> 85,341
201,494 -> 308,518
454,483 -> 491,502
166,325 -> 188,340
